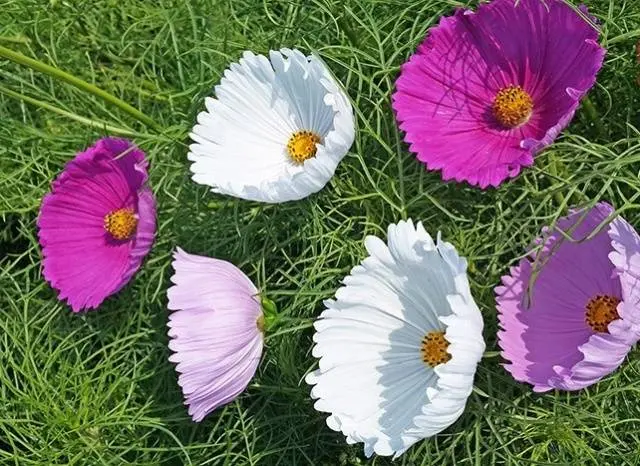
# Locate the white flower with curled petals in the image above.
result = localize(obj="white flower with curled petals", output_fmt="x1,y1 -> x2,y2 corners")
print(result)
188,48 -> 355,203
306,220 -> 485,458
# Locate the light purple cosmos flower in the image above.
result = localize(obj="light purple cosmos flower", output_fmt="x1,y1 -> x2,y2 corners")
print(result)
392,0 -> 605,188
496,202 -> 640,391
37,137 -> 156,312
167,248 -> 264,422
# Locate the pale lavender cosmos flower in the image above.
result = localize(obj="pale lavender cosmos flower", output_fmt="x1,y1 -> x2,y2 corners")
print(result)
496,202 -> 640,391
167,248 -> 264,421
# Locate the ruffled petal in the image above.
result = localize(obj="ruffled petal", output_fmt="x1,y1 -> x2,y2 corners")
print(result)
188,48 -> 355,203
608,216 -> 640,337
117,185 -> 156,292
167,248 -> 263,421
307,220 -> 484,457
393,0 -> 604,188
37,138 -> 155,312
548,318 -> 634,391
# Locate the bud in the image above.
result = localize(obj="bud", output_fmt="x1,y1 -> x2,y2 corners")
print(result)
260,296 -> 280,332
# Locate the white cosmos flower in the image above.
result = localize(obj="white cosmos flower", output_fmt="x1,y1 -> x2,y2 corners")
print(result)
306,220 -> 485,458
188,48 -> 355,203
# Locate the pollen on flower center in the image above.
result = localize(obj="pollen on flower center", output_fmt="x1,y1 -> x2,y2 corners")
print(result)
492,85 -> 533,129
104,208 -> 137,240
420,331 -> 451,368
287,130 -> 321,164
585,294 -> 621,333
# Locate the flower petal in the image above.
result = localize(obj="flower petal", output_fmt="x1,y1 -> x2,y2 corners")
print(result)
392,0 -> 604,188
37,138 -> 155,312
167,248 -> 263,422
307,220 -> 484,457
608,215 -> 640,337
188,48 -> 355,203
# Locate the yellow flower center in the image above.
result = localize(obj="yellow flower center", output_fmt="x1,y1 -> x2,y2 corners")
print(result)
287,130 -> 321,164
492,85 -> 533,129
104,208 -> 137,241
585,294 -> 621,333
420,331 -> 451,367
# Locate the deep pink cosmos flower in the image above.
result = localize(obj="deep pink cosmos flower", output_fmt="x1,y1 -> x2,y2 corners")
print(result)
393,0 -> 605,188
167,248 -> 264,422
496,203 -> 640,391
38,138 -> 156,312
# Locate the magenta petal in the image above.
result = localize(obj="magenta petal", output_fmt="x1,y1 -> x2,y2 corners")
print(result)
37,138 -> 156,312
392,0 -> 605,188
117,186 -> 156,292
166,248 -> 264,422
496,202 -> 639,391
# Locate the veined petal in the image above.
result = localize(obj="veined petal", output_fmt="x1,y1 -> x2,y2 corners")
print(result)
167,248 -> 264,422
188,48 -> 355,203
37,138 -> 156,312
497,202 -> 640,391
307,220 -> 484,457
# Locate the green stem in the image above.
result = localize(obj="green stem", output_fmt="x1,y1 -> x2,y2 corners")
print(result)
0,45 -> 162,132
548,155 -> 566,207
336,16 -> 358,46
0,85 -> 139,137
581,96 -> 605,139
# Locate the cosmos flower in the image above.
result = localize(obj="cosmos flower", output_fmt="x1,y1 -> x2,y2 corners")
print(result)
392,0 -> 605,188
37,137 -> 156,312
188,48 -> 355,203
167,248 -> 264,422
306,220 -> 485,457
496,202 -> 640,391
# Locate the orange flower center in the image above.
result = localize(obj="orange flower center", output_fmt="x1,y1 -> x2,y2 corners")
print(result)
492,85 -> 533,129
287,130 -> 321,164
420,331 -> 451,367
104,208 -> 137,240
585,294 -> 621,333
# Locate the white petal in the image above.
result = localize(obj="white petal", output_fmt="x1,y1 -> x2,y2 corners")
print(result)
307,220 -> 485,457
188,48 -> 355,203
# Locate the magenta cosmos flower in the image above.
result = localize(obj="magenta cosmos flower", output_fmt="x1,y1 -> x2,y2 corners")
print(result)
37,138 -> 156,312
167,248 -> 264,422
496,202 -> 640,391
392,0 -> 605,188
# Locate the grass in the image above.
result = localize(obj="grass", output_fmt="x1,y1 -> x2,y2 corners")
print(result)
1,0 -> 640,464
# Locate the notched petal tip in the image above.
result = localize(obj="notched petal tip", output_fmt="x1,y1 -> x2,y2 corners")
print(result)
188,47 -> 353,203
37,137 -> 153,314
307,221 -> 481,456
395,0 -> 605,189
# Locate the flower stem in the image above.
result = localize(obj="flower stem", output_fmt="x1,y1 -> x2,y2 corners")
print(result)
581,96 -> 605,139
547,155 -> 566,207
0,84 -> 139,136
0,45 -> 163,132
